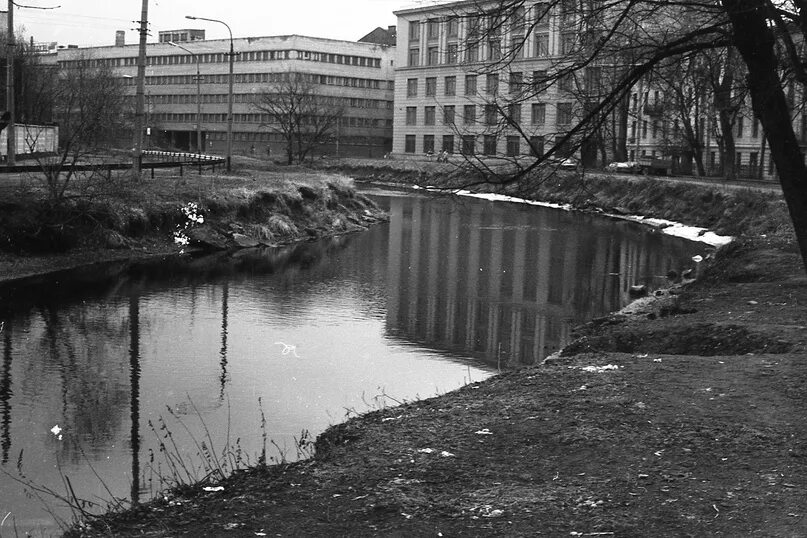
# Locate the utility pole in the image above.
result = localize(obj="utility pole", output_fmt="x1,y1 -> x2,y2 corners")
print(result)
132,0 -> 149,176
6,0 -> 15,166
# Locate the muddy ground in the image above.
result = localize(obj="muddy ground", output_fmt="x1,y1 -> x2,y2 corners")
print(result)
1,159 -> 805,536
66,234 -> 807,537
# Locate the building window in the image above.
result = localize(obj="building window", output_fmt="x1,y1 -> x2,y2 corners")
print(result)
737,116 -> 744,138
532,103 -> 546,125
405,135 -> 416,153
534,33 -> 550,57
465,74 -> 477,95
532,70 -> 548,92
462,135 -> 476,154
642,119 -> 648,138
509,72 -> 523,94
408,48 -> 419,67
427,19 -> 440,40
485,104 -> 498,125
530,135 -> 545,156
444,105 -> 455,124
508,103 -> 522,125
466,42 -> 479,62
559,73 -> 574,92
409,21 -> 420,41
753,117 -> 760,138
483,135 -> 497,155
445,76 -> 456,96
506,135 -> 520,156
510,36 -> 525,59
407,78 -> 418,97
652,120 -> 659,138
446,43 -> 459,64
488,39 -> 502,61
584,67 -> 602,92
486,73 -> 499,95
442,134 -> 454,153
423,134 -> 435,154
425,77 -> 437,96
425,106 -> 436,125
560,33 -> 576,55
427,46 -> 439,65
557,102 -> 572,125
749,151 -> 758,173
406,106 -> 417,125
447,17 -> 459,37
463,104 -> 476,125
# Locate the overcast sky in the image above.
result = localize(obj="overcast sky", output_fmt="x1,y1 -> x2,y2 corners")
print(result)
13,0 -> 432,48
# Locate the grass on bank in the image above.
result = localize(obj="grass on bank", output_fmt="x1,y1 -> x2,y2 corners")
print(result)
0,157 -> 381,256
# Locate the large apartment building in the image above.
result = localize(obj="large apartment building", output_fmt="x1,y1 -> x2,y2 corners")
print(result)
392,0 -> 584,159
52,32 -> 396,158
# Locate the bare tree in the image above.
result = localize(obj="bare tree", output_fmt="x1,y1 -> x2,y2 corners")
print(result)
253,72 -> 344,164
420,0 -> 807,271
40,54 -> 130,200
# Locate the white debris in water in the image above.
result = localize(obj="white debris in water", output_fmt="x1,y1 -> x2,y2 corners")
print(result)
475,428 -> 494,435
274,341 -> 300,357
202,486 -> 225,492
50,425 -> 63,440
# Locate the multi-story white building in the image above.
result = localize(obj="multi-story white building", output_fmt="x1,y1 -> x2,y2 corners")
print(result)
392,0 -> 588,160
53,32 -> 396,158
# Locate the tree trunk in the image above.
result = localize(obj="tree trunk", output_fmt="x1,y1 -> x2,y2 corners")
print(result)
717,109 -> 737,179
722,0 -> 807,272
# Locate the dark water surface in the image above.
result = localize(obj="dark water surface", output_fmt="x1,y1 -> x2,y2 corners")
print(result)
0,190 -> 707,533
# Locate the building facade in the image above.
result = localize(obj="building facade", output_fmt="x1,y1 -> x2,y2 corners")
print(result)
54,33 -> 395,158
627,83 -> 775,180
392,0 -> 585,159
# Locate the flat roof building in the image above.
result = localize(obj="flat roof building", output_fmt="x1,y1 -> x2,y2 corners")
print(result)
55,32 -> 395,158
392,0 -> 579,160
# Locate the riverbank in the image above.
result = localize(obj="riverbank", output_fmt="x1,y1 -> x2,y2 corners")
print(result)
0,159 -> 385,285
5,158 -> 805,536
69,238 -> 807,536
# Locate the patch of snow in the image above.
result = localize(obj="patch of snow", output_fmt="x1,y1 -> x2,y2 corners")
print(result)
416,187 -> 733,248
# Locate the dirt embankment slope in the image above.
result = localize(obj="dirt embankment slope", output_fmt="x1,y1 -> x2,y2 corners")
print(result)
61,160 -> 807,537
0,166 -> 385,284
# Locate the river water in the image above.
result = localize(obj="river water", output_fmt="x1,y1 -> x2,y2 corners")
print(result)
0,189 -> 707,533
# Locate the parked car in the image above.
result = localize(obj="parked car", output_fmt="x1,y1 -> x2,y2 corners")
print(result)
546,156 -> 579,170
606,161 -> 640,173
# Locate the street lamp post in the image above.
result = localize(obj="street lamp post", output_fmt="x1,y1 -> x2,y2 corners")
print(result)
185,15 -> 233,172
168,41 -> 203,154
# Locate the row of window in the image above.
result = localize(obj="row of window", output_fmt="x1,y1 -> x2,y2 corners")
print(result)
407,29 -> 579,67
59,49 -> 383,69
152,112 -> 393,128
404,102 -> 573,127
204,132 -> 386,145
403,133 -> 547,157
148,92 -> 393,110
406,2 -> 580,44
124,71 -> 393,90
629,115 -> 762,141
405,70 -> 599,98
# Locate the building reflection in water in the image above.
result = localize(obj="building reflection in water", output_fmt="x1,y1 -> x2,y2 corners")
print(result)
382,194 -> 703,367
